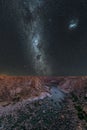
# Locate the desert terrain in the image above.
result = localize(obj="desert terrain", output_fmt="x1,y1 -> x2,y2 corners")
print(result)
0,76 -> 87,130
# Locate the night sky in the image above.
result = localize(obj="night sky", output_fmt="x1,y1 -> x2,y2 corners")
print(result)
0,0 -> 87,76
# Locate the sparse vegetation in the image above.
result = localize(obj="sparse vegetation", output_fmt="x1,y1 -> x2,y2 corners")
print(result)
71,92 -> 79,102
12,94 -> 21,102
71,89 -> 87,123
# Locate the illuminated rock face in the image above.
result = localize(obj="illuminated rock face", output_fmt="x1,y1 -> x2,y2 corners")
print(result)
0,0 -> 87,76
0,85 -> 66,130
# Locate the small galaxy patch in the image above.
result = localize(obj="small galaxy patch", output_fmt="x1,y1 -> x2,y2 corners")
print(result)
0,0 -> 87,76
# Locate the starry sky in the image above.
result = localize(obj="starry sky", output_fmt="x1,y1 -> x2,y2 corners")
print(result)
0,0 -> 87,76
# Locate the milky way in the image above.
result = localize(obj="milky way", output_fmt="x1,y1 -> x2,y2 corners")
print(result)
0,0 -> 87,75
28,1 -> 51,75
22,0 -> 87,76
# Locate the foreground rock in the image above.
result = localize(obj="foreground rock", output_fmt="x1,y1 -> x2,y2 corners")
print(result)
0,86 -> 68,130
0,76 -> 87,130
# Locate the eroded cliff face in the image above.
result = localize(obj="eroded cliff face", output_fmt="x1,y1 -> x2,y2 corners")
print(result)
0,76 -> 86,105
0,76 -> 48,105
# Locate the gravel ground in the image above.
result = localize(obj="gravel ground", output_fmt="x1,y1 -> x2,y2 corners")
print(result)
0,86 -> 71,130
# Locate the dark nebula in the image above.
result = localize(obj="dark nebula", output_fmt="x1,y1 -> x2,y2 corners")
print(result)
0,0 -> 87,76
